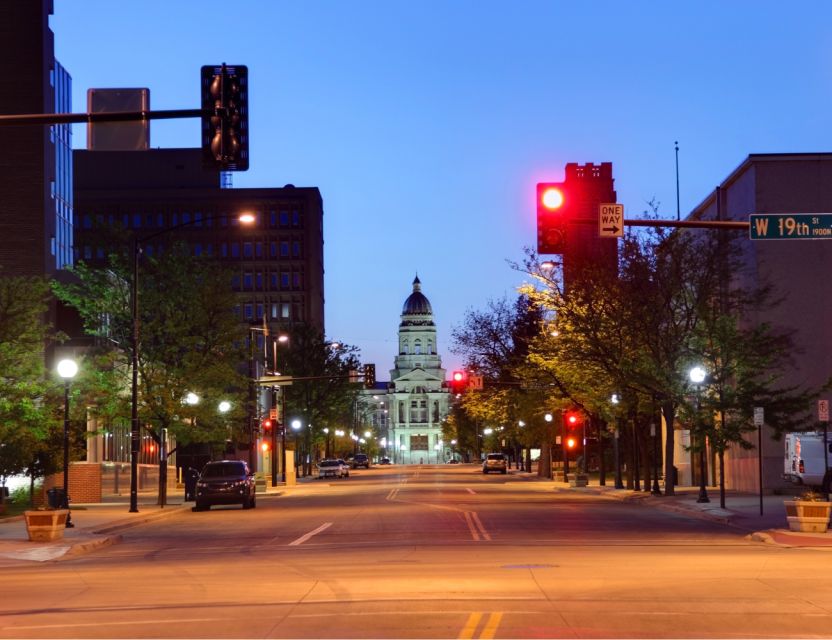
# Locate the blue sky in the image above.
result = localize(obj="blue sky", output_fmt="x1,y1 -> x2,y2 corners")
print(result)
51,1 -> 832,376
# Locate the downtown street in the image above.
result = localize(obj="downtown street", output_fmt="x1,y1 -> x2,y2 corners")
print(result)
1,465 -> 831,639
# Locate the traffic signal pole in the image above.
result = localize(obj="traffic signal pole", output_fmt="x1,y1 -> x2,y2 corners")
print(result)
0,108 -> 204,127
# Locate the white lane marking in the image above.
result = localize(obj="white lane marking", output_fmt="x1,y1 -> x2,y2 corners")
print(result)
10,618 -> 225,630
466,488 -> 476,495
288,522 -> 332,546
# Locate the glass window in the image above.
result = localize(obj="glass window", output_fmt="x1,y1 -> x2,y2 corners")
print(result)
280,242 -> 289,257
145,214 -> 154,228
281,272 -> 290,288
231,243 -> 240,258
256,242 -> 263,257
157,213 -> 164,227
243,242 -> 253,258
270,211 -> 277,227
83,214 -> 92,229
256,303 -> 264,319
292,210 -> 300,226
194,212 -> 203,227
293,272 -> 301,288
292,241 -> 301,257
244,304 -> 253,319
231,274 -> 240,290
270,241 -> 277,257
221,243 -> 228,258
194,244 -> 202,257
270,273 -> 278,289
182,212 -> 191,225
243,272 -> 253,289
280,211 -> 289,226
256,272 -> 263,289
281,303 -> 290,318
271,303 -> 278,319
132,213 -> 141,228
172,213 -> 178,226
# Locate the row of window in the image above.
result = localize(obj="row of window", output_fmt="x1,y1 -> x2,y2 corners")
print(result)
78,239 -> 304,262
235,301 -> 304,322
400,338 -> 435,355
232,270 -> 303,291
78,209 -> 303,231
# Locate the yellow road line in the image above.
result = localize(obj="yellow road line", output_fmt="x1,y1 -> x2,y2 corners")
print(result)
458,612 -> 482,639
471,512 -> 491,541
463,511 -> 480,541
480,612 -> 502,639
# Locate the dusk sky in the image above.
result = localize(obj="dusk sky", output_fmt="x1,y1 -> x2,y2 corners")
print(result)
51,1 -> 832,375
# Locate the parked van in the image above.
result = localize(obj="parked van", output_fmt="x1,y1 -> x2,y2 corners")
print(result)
783,432 -> 832,487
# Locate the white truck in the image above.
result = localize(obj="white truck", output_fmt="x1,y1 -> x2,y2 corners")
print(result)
783,432 -> 832,487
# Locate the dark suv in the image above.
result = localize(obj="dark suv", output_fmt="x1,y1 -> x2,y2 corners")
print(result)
194,460 -> 256,511
352,453 -> 370,469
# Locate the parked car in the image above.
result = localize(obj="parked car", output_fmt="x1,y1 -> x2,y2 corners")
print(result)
194,460 -> 256,511
482,453 -> 508,474
379,457 -> 392,465
318,459 -> 347,479
447,459 -> 460,464
352,453 -> 370,469
336,458 -> 351,476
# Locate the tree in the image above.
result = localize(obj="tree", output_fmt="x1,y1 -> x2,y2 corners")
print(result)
0,273 -> 63,502
278,324 -> 362,475
53,245 -> 249,503
451,295 -> 545,471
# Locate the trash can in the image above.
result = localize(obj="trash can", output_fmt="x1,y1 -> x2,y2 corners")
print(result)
184,468 -> 200,501
47,487 -> 68,509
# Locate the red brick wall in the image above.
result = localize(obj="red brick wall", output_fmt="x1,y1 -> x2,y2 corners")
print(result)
39,463 -> 102,505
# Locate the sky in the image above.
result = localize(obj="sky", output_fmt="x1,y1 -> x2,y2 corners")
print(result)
50,1 -> 832,377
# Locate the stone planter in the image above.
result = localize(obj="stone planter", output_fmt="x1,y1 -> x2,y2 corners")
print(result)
569,473 -> 589,488
784,500 -> 832,533
23,509 -> 69,542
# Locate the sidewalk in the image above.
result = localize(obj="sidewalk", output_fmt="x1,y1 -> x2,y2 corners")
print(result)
510,468 -> 832,549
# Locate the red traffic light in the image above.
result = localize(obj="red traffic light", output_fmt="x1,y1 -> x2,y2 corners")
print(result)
537,182 -> 568,254
539,185 -> 565,210
451,370 -> 468,395
262,419 -> 273,431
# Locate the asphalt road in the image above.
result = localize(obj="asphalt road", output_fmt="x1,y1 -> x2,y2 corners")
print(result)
1,465 -> 830,639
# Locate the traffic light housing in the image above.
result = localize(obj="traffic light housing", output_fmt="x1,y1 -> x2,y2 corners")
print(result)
537,182 -> 568,254
201,64 -> 249,171
262,419 -> 273,433
450,370 -> 467,395
363,364 -> 376,389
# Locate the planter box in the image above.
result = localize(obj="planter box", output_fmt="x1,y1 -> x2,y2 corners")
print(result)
784,500 -> 831,533
569,474 -> 589,488
24,510 -> 69,542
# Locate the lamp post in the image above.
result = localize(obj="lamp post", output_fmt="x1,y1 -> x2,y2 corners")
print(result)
129,212 -> 255,513
291,419 -> 302,479
689,366 -> 709,503
544,413 -> 554,480
611,394 -> 624,489
57,358 -> 78,528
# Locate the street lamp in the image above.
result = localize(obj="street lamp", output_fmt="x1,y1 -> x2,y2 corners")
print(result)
57,358 -> 78,528
611,394 -> 624,489
689,366 -> 709,503
129,212 -> 254,513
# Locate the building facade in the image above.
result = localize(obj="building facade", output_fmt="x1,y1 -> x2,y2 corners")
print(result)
359,276 -> 453,464
685,153 -> 832,492
0,0 -> 74,277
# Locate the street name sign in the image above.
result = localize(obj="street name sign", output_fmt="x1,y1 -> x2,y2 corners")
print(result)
599,203 -> 624,238
749,213 -> 832,240
819,399 -> 829,422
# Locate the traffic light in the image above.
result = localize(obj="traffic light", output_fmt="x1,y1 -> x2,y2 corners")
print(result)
262,419 -> 273,433
537,182 -> 568,254
566,437 -> 577,450
201,64 -> 249,171
451,370 -> 467,395
363,364 -> 376,389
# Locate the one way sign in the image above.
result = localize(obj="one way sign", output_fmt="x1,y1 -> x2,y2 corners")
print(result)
598,203 -> 624,238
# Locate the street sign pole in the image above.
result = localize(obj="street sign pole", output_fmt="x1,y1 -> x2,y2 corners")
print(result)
820,400 -> 830,501
754,406 -> 765,516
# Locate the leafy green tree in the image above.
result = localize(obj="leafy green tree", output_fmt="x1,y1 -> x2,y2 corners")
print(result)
53,246 -> 249,503
0,274 -> 63,501
279,324 -> 362,475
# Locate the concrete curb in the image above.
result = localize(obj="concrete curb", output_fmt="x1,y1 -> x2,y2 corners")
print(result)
91,503 -> 190,535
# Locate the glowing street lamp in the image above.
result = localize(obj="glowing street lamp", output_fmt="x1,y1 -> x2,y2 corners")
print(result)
689,366 -> 709,503
57,358 -> 78,528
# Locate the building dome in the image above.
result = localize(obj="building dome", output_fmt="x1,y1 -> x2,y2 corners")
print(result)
401,275 -> 433,316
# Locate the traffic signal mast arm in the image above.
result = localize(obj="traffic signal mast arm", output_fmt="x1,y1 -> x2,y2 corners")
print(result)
0,108 -> 205,127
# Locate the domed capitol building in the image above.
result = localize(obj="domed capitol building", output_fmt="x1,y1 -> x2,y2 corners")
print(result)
358,276 -> 453,464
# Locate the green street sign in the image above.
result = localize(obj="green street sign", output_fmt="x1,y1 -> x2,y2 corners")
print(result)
749,213 -> 832,240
